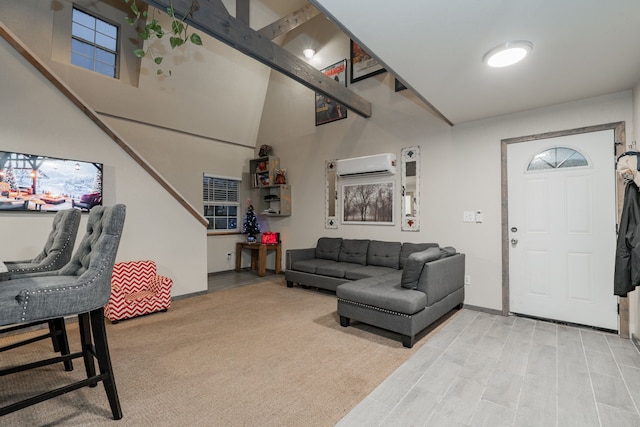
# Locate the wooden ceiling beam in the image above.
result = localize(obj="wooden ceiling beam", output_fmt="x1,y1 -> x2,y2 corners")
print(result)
139,0 -> 372,118
257,4 -> 321,40
236,0 -> 250,26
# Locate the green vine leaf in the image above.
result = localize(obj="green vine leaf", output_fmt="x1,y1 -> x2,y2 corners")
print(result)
154,57 -> 163,65
190,33 -> 202,46
172,20 -> 185,35
169,36 -> 184,49
130,2 -> 140,18
133,49 -> 146,58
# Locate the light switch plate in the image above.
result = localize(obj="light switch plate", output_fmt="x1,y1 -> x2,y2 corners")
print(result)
463,211 -> 475,222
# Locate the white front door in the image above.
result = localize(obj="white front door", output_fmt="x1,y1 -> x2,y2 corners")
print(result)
507,130 -> 618,330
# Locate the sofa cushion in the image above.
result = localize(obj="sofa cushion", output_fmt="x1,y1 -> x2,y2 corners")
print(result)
316,262 -> 362,278
338,239 -> 370,265
420,254 -> 464,305
337,278 -> 427,315
345,265 -> 400,281
399,243 -> 439,268
315,237 -> 343,261
440,246 -> 457,258
366,240 -> 401,269
401,247 -> 443,289
291,259 -> 338,274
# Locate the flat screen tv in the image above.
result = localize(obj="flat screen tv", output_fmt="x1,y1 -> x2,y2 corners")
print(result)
0,150 -> 103,212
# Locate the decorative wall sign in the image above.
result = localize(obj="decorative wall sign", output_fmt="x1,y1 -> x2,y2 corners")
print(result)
401,146 -> 420,231
342,180 -> 394,225
350,40 -> 386,83
315,60 -> 348,126
325,160 -> 338,228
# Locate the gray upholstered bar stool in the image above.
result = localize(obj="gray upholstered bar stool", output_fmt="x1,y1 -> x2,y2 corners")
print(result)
0,208 -> 81,367
0,204 -> 126,420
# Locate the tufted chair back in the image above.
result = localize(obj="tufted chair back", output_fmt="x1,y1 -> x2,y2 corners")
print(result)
58,204 -> 126,280
5,209 -> 81,275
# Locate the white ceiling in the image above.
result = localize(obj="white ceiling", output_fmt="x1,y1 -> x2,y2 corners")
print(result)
311,0 -> 640,125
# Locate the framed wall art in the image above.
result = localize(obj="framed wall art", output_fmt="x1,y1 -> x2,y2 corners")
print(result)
342,180 -> 394,225
315,59 -> 348,126
350,40 -> 386,83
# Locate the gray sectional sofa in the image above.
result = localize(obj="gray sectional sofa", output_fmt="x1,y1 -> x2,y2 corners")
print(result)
285,238 -> 465,347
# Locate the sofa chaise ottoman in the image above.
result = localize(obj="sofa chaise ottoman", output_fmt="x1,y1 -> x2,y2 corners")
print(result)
337,247 -> 465,347
285,238 -> 465,347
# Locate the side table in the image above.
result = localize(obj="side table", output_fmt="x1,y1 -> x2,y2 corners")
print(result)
235,242 -> 281,277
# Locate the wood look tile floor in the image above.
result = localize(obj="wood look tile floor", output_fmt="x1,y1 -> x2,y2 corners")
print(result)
338,309 -> 640,427
208,273 -> 640,426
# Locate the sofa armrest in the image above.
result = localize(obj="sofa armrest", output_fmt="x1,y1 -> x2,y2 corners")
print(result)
417,253 -> 465,306
286,248 -> 316,269
149,275 -> 173,295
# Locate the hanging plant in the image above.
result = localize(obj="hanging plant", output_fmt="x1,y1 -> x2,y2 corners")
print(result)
124,0 -> 203,75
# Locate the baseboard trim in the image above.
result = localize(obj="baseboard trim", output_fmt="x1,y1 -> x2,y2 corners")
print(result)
462,304 -> 503,316
172,290 -> 208,301
207,269 -> 284,276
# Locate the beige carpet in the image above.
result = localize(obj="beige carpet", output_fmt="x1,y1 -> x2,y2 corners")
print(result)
0,278 -> 457,426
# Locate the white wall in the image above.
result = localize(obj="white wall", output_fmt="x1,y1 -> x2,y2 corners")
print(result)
0,34 -> 207,297
258,16 -> 635,325
0,0 -> 279,274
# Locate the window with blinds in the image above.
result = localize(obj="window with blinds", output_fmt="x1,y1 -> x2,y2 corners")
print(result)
203,175 -> 240,232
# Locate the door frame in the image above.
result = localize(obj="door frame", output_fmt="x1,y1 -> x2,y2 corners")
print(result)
501,121 -> 628,337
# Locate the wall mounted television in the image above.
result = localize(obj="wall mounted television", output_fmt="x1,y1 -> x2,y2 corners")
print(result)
0,150 -> 103,212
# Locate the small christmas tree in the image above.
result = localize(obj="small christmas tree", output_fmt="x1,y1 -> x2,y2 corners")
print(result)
242,202 -> 261,242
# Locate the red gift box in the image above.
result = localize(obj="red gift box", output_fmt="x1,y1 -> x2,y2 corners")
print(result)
261,232 -> 279,244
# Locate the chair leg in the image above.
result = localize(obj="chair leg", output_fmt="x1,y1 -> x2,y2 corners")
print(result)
48,320 -> 60,352
90,308 -> 123,420
78,313 -> 96,386
49,318 -> 73,371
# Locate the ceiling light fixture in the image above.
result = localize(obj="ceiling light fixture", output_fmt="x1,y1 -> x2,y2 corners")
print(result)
483,40 -> 533,68
303,48 -> 316,59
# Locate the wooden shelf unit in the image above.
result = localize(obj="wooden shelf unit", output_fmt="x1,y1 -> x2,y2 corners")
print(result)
249,156 -> 291,216
250,156 -> 280,188
259,185 -> 291,216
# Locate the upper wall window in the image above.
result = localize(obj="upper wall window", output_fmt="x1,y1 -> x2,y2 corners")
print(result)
71,7 -> 119,78
527,147 -> 588,171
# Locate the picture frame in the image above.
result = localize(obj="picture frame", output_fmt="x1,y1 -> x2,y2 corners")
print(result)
395,78 -> 407,92
341,180 -> 394,225
315,59 -> 348,126
350,40 -> 386,83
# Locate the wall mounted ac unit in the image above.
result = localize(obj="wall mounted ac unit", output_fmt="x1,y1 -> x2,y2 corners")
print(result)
336,153 -> 397,177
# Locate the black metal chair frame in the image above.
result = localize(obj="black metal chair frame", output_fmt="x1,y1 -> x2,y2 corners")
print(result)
0,318 -> 72,370
0,308 -> 122,419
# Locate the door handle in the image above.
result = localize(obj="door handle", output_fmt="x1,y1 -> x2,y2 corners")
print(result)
510,238 -> 518,246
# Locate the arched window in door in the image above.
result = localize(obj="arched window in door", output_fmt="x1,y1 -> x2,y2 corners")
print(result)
527,147 -> 588,171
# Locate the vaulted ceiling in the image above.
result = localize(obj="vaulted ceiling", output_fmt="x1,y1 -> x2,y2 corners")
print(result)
311,0 -> 640,125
